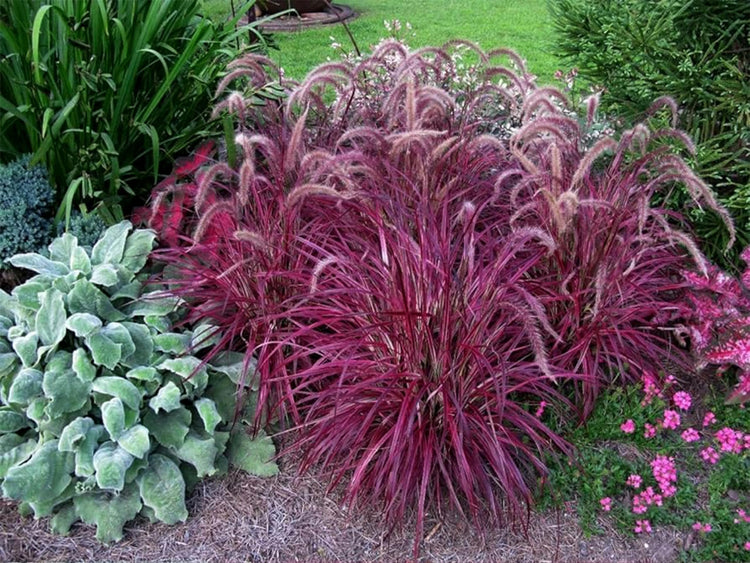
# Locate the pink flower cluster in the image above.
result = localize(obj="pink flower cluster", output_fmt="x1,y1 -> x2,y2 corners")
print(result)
703,411 -> 716,427
633,486 -> 663,514
634,519 -> 652,534
641,373 -> 662,406
620,419 -> 635,434
673,391 -> 692,411
681,428 -> 700,443
716,427 -> 744,453
643,423 -> 657,439
650,455 -> 677,497
600,497 -> 612,512
662,409 -> 681,430
626,474 -> 642,489
700,446 -> 720,464
735,508 -> 750,524
692,521 -> 712,533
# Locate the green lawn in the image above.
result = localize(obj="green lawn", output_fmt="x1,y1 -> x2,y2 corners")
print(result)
202,0 -> 564,84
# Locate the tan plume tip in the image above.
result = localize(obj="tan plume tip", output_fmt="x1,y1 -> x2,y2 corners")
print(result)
287,183 -> 349,206
233,229 -> 271,252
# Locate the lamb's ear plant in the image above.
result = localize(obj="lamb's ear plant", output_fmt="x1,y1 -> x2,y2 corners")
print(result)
0,221 -> 276,543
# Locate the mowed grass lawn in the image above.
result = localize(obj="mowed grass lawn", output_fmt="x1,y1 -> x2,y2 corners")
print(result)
203,0 -> 563,83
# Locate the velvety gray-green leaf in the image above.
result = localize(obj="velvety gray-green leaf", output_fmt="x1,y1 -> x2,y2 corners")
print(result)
0,353 -> 18,379
68,279 -> 125,322
72,349 -> 96,382
35,289 -> 67,348
194,398 -> 222,433
0,407 -> 29,432
73,484 -> 141,543
126,294 -> 181,317
0,438 -> 36,479
43,369 -> 90,418
121,229 -> 156,274
7,368 -> 43,405
91,221 -> 131,266
84,331 -> 121,370
100,322 -> 135,360
58,417 -> 95,451
93,442 -> 133,491
110,281 -> 143,301
73,425 -> 105,478
48,233 -> 78,265
148,381 -> 182,414
66,313 -> 103,338
190,323 -> 221,352
91,377 -> 141,410
90,263 -> 121,287
8,254 -> 70,277
50,503 -> 78,536
210,351 -> 257,386
101,398 -> 126,441
174,431 -> 218,478
120,322 -> 153,367
228,430 -> 278,477
137,453 -> 187,525
125,366 -> 160,386
70,245 -> 92,274
117,424 -> 149,459
143,314 -> 171,333
143,407 -> 191,450
2,441 -> 73,503
153,332 -> 191,354
12,331 -> 38,368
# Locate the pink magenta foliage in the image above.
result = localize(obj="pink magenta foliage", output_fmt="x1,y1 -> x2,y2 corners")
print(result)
138,41 -> 727,554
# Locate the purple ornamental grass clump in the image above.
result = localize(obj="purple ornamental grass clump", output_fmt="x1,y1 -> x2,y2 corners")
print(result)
142,40 -> 733,554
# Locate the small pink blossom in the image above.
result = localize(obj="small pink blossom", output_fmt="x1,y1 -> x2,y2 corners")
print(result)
644,423 -> 657,439
716,427 -> 743,453
700,446 -> 720,464
662,409 -> 681,430
634,519 -> 652,534
702,412 -> 716,427
681,428 -> 700,443
600,497 -> 612,512
626,474 -> 643,489
736,509 -> 750,524
745,542 -> 750,551
641,373 -> 662,406
620,419 -> 635,434
692,522 -> 711,533
673,391 -> 692,411
534,401 -> 547,418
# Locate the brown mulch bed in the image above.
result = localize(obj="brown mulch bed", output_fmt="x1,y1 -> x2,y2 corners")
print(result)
0,457 -> 682,563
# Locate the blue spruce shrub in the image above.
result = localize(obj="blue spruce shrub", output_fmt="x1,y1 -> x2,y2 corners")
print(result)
57,211 -> 108,249
0,156 -> 54,267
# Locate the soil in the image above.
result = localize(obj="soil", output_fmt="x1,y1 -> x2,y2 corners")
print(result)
0,454 -> 684,563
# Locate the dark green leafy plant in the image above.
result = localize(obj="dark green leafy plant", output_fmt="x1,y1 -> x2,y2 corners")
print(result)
0,155 -> 54,266
0,0 -> 270,224
549,0 -> 750,270
0,222 -> 277,543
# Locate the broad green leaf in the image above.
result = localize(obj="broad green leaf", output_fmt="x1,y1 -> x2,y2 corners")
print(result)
117,424 -> 150,459
126,293 -> 181,317
36,289 -> 67,347
48,233 -> 78,265
110,281 -> 142,301
174,431 -> 218,478
148,381 -> 182,413
124,456 -> 149,484
68,279 -> 125,322
90,263 -> 121,287
43,369 -> 90,418
190,323 -> 221,352
7,368 -> 43,405
143,407 -> 191,449
121,229 -> 156,274
121,322 -> 153,367
91,377 -> 141,410
210,351 -> 257,386
70,246 -> 92,274
0,439 -> 36,479
126,366 -> 160,384
91,221 -> 131,266
84,331 -> 121,370
194,398 -> 222,433
27,480 -> 76,518
0,407 -> 28,432
101,398 -> 126,440
3,441 -> 73,503
25,397 -> 46,425
46,350 -> 73,373
137,454 -> 187,525
93,442 -> 134,491
159,357 -> 207,395
0,353 -> 18,379
66,313 -> 103,338
12,280 -> 48,311
8,254 -> 69,277
72,349 -> 97,382
100,323 -> 135,361
58,417 -> 95,451
205,373 -> 240,423
228,430 -> 278,477
153,332 -> 190,354
50,504 -> 78,536
73,426 -> 105,478
12,331 -> 38,367
143,314 -> 171,333
73,484 -> 141,543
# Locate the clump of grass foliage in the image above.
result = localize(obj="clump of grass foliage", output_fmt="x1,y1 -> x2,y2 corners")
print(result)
140,39 -> 731,556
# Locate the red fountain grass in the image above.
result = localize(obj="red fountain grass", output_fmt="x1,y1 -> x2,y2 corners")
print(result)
139,39 -> 733,555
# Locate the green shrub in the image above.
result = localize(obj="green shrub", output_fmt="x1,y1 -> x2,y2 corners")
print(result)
0,155 -> 54,267
57,211 -> 107,250
549,0 -> 750,270
0,222 -> 277,543
0,0 -> 270,224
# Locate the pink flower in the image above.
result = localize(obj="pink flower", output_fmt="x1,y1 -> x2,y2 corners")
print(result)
626,474 -> 643,489
632,495 -> 648,514
641,373 -> 662,405
662,409 -> 681,430
673,391 -> 692,411
634,519 -> 652,534
600,497 -> 612,512
745,542 -> 750,551
644,423 -> 657,439
703,412 -> 716,427
700,446 -> 720,464
736,509 -> 750,524
716,427 -> 743,453
681,428 -> 700,443
692,522 -> 711,532
534,401 -> 547,418
620,419 -> 636,434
